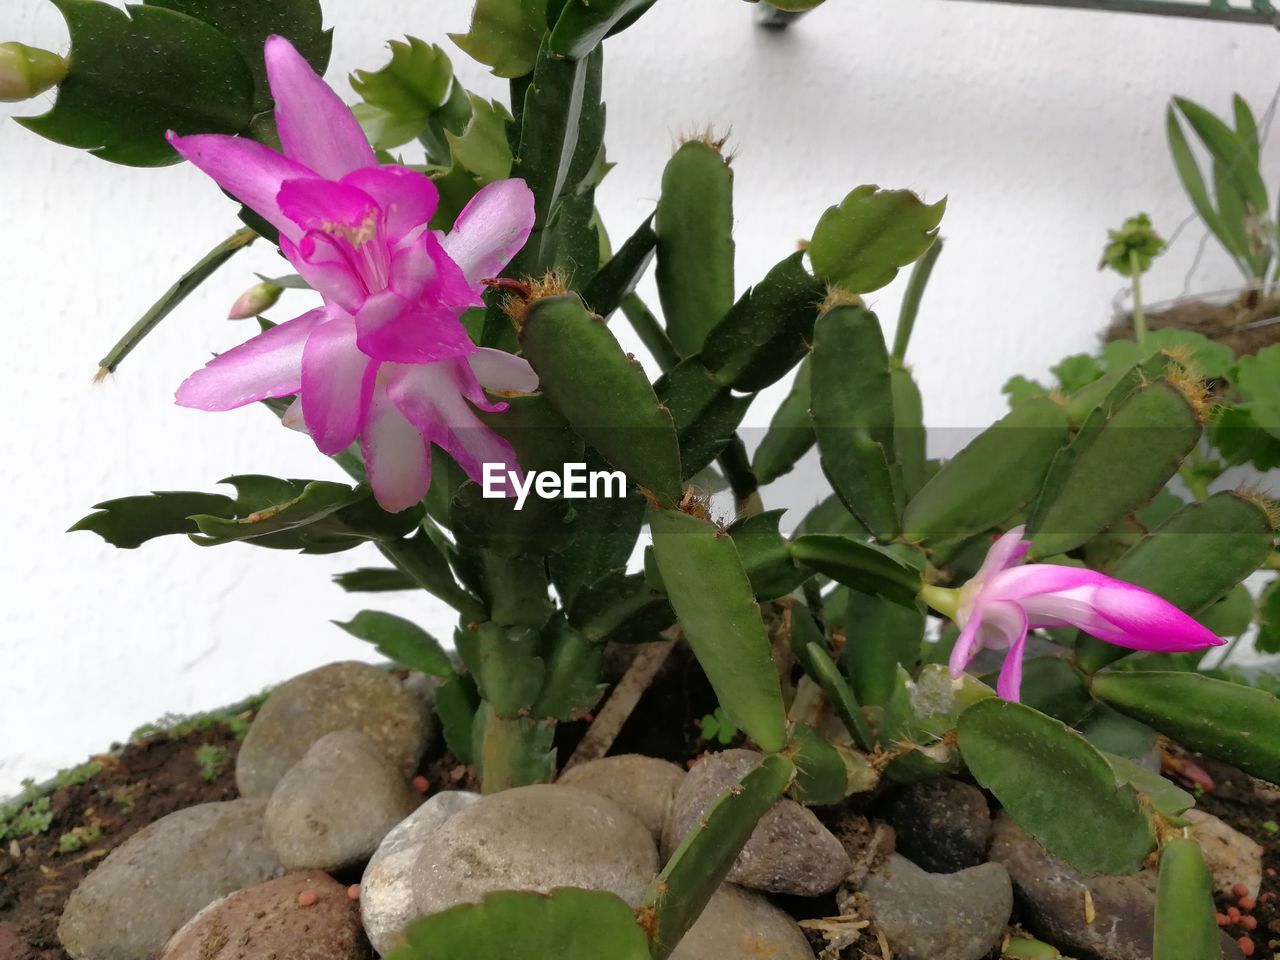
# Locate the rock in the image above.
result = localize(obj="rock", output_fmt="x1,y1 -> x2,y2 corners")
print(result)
266,730 -> 420,871
663,750 -> 850,896
558,755 -> 685,841
854,853 -> 1011,960
1183,808 -> 1264,900
159,871 -> 368,960
671,884 -> 814,960
361,791 -> 481,956
990,812 -> 1244,960
58,800 -> 282,960
237,662 -> 432,798
881,779 -> 992,873
412,784 -> 658,917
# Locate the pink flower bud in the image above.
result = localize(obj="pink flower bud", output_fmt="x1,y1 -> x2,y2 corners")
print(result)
227,281 -> 283,320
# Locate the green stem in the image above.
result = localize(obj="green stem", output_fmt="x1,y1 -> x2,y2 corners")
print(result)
919,583 -> 962,621
716,436 -> 761,516
892,237 -> 943,361
475,703 -> 556,794
378,534 -> 487,625
619,292 -> 680,372
96,228 -> 257,377
1130,249 -> 1148,350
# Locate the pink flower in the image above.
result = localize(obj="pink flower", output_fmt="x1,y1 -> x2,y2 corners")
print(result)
946,526 -> 1224,701
167,36 -> 537,512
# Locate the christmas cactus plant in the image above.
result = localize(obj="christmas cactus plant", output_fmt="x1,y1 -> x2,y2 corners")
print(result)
5,1 -> 1278,958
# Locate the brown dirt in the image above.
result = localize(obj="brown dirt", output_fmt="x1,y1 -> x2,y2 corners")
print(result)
0,723 -> 248,960
0,648 -> 721,960
1188,754 -> 1280,958
1106,287 -> 1280,358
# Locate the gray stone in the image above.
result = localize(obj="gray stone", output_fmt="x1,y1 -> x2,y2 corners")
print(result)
855,853 -> 1011,960
671,884 -> 814,960
412,784 -> 658,917
1183,808 -> 1264,900
57,800 -> 282,960
663,750 -> 850,896
266,730 -> 420,871
361,791 -> 481,956
990,812 -> 1244,960
237,661 -> 432,798
159,871 -> 368,960
558,754 -> 685,841
882,779 -> 992,873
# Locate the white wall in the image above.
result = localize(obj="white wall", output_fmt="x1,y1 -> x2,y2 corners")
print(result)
1,0 -> 1275,795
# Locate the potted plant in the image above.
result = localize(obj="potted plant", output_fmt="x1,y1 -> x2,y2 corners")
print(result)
1,3 -> 1277,960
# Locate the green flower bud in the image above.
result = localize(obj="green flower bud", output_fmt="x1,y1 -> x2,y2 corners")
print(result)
227,281 -> 283,320
0,42 -> 68,103
1099,212 -> 1166,277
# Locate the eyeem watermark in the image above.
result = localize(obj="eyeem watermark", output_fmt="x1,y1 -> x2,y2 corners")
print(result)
482,462 -> 628,511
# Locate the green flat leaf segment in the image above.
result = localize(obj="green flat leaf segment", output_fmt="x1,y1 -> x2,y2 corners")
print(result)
391,888 -> 650,960
21,0 -> 255,166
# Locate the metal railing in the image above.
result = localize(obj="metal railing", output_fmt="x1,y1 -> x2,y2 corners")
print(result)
757,0 -> 1279,27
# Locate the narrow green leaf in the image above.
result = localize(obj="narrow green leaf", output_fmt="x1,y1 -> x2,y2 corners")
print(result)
752,357 -> 814,485
1166,104 -> 1244,265
1154,838 -> 1224,960
809,185 -> 946,294
70,491 -> 236,549
840,590 -> 925,708
643,753 -> 796,960
1175,96 -> 1269,215
789,534 -> 922,607
654,357 -> 752,481
958,698 -> 1155,875
582,214 -> 655,319
549,0 -> 656,59
96,228 -> 256,375
700,251 -> 826,391
333,567 -> 416,593
435,673 -> 479,765
335,611 -> 452,677
727,510 -> 808,602
649,508 -> 788,753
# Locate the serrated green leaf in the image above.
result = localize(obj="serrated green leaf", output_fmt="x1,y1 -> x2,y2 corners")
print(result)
654,357 -> 752,481
789,534 -> 922,606
809,185 -> 946,294
448,0 -> 548,78
753,357 -> 814,485
22,0 -> 254,166
335,611 -> 452,678
146,0 -> 332,113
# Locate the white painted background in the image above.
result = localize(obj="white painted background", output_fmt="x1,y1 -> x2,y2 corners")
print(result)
1,0 -> 1276,795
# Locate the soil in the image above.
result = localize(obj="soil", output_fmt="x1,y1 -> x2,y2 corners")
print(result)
0,722 -> 247,960
5,655 -> 1275,960
1105,287 -> 1280,358
1189,754 -> 1280,958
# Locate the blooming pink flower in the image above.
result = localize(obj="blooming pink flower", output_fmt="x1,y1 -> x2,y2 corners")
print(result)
167,36 -> 537,512
947,526 -> 1223,701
